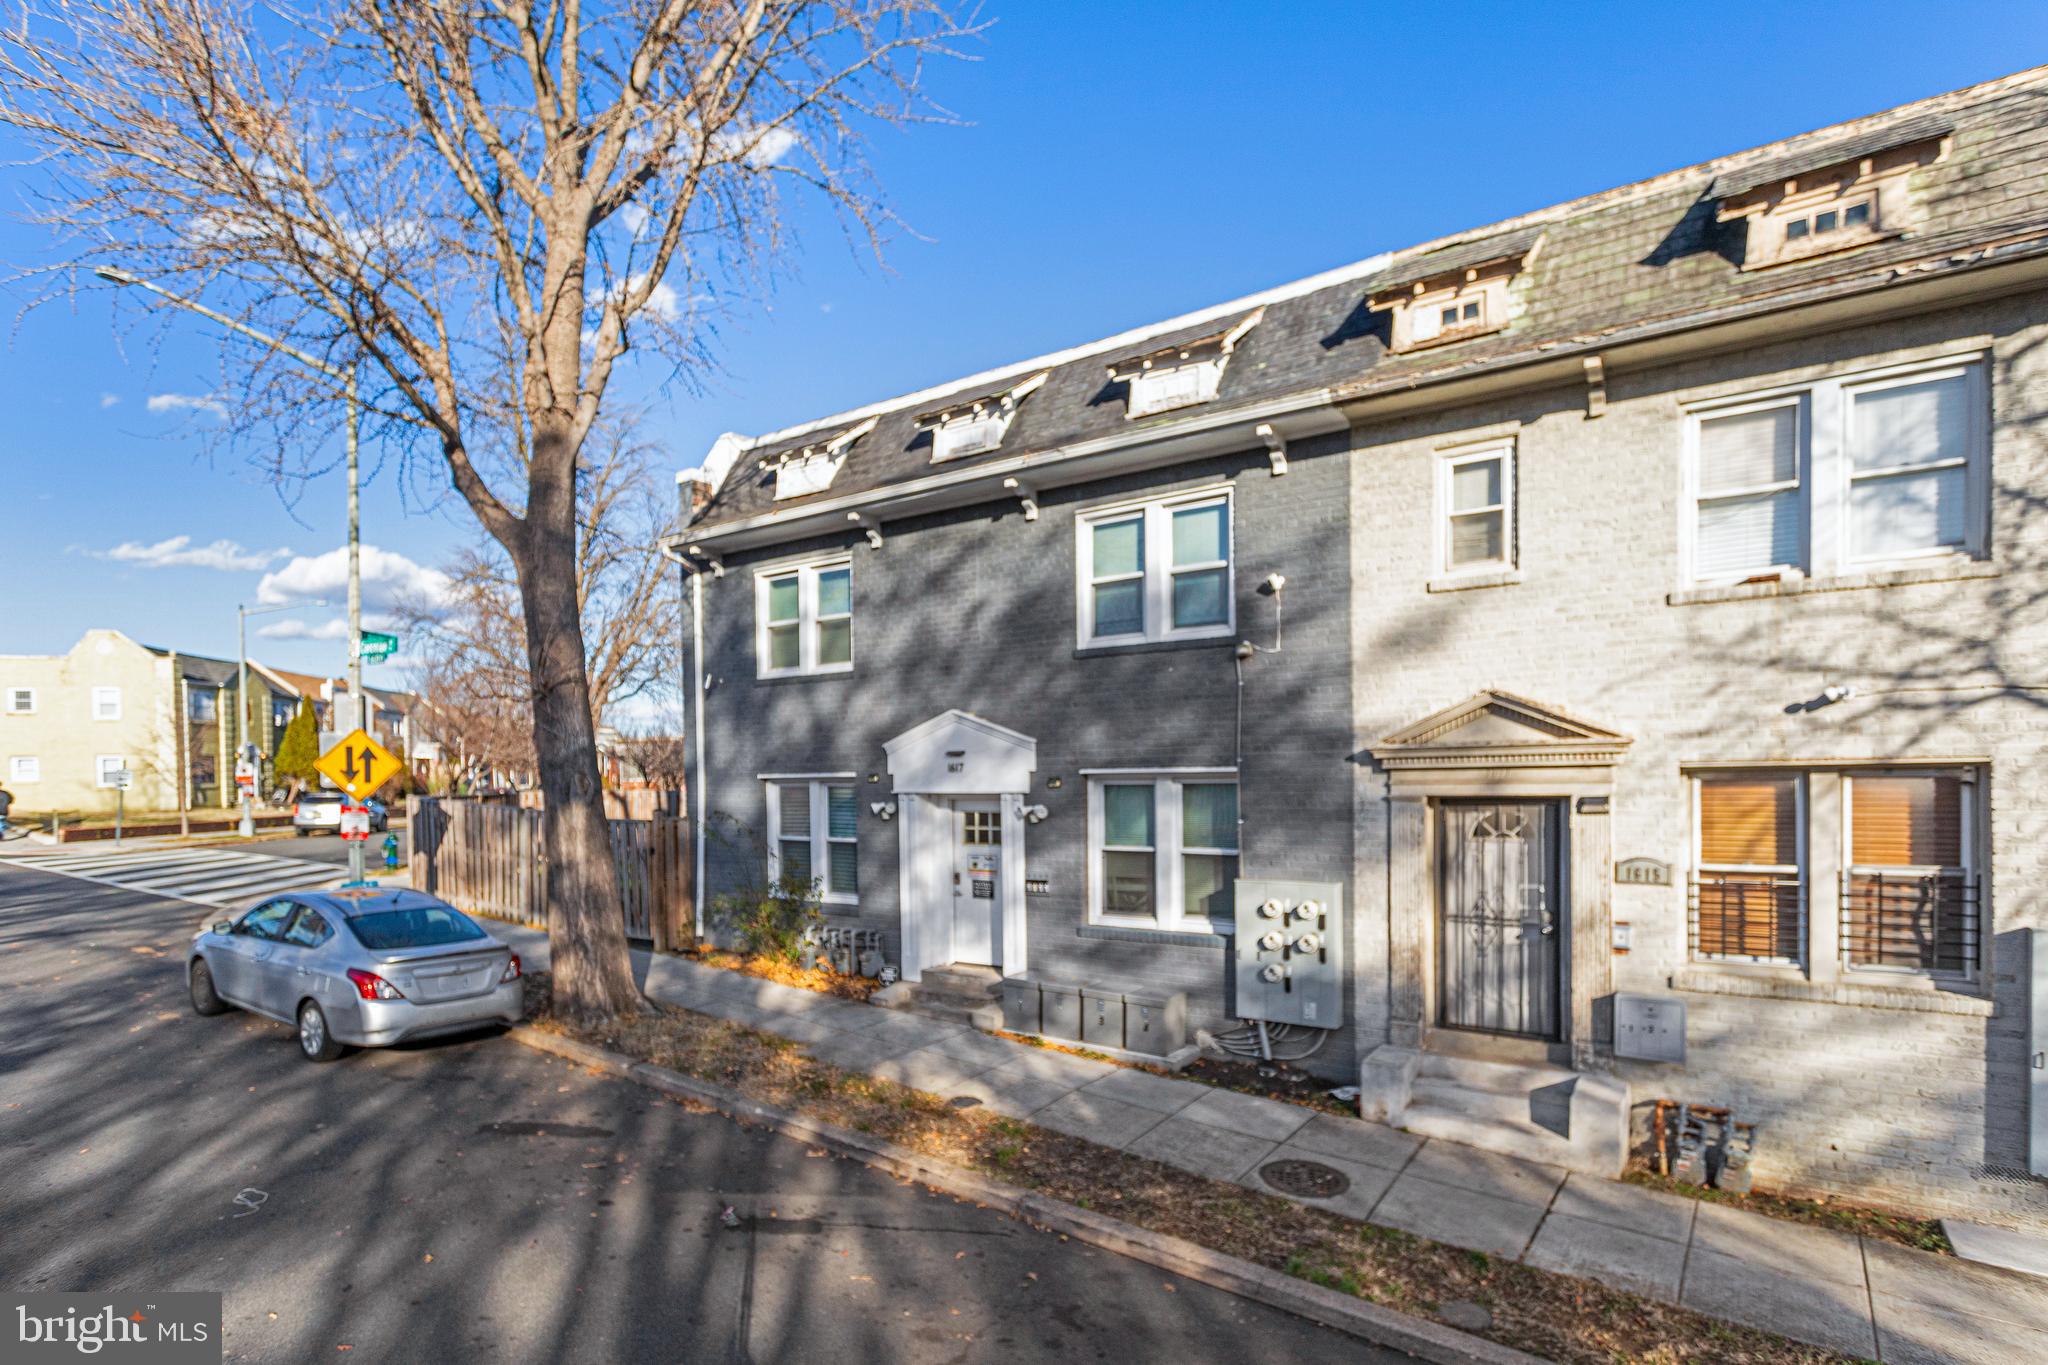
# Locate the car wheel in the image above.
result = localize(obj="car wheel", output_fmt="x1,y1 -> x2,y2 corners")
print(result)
297,1000 -> 345,1063
295,828 -> 310,838
189,959 -> 230,1016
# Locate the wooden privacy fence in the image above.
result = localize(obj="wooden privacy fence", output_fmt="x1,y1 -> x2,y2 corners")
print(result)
408,796 -> 692,951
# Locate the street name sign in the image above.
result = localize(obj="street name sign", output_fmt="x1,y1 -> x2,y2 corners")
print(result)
358,630 -> 399,663
314,729 -> 400,799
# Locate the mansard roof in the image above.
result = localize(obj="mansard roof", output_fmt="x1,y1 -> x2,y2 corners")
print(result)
685,67 -> 2048,541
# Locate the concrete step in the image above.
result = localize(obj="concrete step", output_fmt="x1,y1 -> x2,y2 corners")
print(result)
1401,1099 -> 1583,1168
1416,1052 -> 1577,1096
1408,1077 -> 1571,1135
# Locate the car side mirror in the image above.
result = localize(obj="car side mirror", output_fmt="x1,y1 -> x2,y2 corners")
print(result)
212,920 -> 233,935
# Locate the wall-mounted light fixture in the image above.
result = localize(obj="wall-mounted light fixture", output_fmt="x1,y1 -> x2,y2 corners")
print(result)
1046,776 -> 1063,789
1023,804 -> 1049,824
870,801 -> 897,821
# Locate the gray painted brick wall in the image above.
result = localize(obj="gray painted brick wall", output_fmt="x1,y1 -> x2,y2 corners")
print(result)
686,434 -> 1360,1073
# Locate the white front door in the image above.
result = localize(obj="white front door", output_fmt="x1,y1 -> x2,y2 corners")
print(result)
951,800 -> 1002,965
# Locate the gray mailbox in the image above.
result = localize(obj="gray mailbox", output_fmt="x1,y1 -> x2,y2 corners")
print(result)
1613,993 -> 1686,1063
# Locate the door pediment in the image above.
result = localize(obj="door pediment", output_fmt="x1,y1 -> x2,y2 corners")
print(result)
884,710 -> 1037,795
1373,691 -> 1630,771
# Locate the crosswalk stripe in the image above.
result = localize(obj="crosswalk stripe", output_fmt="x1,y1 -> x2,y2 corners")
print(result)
0,846 -> 353,907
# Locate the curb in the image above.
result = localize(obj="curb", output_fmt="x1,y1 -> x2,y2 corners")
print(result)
509,1025 -> 1543,1365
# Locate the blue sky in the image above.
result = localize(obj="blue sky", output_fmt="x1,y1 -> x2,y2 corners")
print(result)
5,2 -> 2044,682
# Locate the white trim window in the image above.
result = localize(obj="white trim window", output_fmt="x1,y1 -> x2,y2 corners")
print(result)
1690,773 -> 1807,967
5,687 -> 35,715
1437,439 -> 1515,574
1087,773 -> 1239,931
756,559 -> 853,678
95,755 -> 128,789
92,687 -> 122,722
1684,356 -> 1988,585
1842,770 -> 1978,979
1410,289 -> 1485,345
766,779 -> 858,906
1076,489 -> 1233,647
1843,364 -> 1984,564
9,756 -> 39,783
1688,396 -> 1805,583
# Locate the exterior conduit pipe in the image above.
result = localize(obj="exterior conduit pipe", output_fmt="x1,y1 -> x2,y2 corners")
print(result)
659,542 -> 710,940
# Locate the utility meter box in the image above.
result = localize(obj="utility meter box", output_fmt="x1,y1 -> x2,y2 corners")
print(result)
1040,982 -> 1082,1041
1233,880 -> 1343,1030
1122,990 -> 1188,1057
1080,988 -> 1124,1049
1613,993 -> 1687,1063
1001,977 -> 1042,1034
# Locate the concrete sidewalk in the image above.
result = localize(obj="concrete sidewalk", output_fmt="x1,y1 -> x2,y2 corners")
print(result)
499,927 -> 2046,1365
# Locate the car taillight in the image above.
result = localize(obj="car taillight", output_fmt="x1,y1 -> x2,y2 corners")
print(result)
500,953 -> 521,983
346,968 -> 405,1001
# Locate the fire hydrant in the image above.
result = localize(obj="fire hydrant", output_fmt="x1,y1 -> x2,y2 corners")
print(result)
381,833 -> 401,870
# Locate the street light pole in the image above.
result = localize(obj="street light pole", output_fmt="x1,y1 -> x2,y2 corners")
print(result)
95,266 -> 370,882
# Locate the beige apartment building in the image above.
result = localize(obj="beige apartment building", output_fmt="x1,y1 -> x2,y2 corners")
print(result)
1,629 -> 186,814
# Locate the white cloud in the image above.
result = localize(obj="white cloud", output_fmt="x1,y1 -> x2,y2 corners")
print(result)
147,392 -> 228,419
99,392 -> 120,409
257,545 -> 451,616
93,535 -> 291,571
256,617 -> 349,641
711,123 -> 798,167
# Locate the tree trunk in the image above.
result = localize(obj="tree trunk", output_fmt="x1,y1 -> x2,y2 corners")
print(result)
512,446 -> 644,1023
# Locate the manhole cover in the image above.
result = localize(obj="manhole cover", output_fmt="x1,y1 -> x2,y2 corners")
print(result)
1259,1158 -> 1350,1199
947,1095 -> 982,1110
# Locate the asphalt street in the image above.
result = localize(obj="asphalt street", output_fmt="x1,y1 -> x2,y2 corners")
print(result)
0,864 -> 1397,1363
261,828 -> 410,869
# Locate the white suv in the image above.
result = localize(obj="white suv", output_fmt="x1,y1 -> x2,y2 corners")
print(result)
293,791 -> 388,836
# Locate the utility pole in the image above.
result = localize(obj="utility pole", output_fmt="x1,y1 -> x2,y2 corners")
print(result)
95,267 -> 370,881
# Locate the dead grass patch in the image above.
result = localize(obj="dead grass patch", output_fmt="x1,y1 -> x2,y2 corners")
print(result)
524,973 -> 1853,1364
684,947 -> 884,1001
1624,1165 -> 1948,1254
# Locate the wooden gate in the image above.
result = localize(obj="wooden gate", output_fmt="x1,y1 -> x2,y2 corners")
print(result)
409,797 -> 693,950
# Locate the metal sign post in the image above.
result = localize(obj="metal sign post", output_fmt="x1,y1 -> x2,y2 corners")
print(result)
314,729 -> 401,886
111,767 -> 131,847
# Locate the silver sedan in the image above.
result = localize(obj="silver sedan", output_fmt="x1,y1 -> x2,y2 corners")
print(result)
188,888 -> 523,1062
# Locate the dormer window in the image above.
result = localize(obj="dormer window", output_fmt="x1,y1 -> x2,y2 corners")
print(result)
1108,309 -> 1263,419
1367,227 -> 1539,355
768,416 -> 878,501
1712,118 -> 1948,270
916,371 -> 1049,464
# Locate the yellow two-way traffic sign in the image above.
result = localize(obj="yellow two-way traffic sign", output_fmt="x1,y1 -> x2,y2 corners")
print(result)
314,728 -> 401,799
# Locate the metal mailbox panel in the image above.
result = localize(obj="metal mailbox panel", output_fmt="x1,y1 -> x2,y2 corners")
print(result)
1122,990 -> 1187,1057
1040,983 -> 1082,1041
1232,880 -> 1343,1029
1080,988 -> 1124,1049
2033,928 -> 2047,1178
1001,978 -> 1042,1035
1613,992 -> 1687,1063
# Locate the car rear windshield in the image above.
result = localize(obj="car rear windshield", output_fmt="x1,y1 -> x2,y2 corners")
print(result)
347,906 -> 487,950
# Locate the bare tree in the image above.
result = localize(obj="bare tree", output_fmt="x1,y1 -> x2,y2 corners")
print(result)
0,1 -> 970,1022
610,726 -> 690,791
397,417 -> 682,772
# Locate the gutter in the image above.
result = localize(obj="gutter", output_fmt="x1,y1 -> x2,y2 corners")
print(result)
658,542 -> 709,939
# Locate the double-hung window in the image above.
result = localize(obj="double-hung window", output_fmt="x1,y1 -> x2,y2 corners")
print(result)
1691,398 -> 1804,583
1077,490 -> 1233,647
9,756 -> 39,783
187,686 -> 217,724
92,687 -> 121,721
756,559 -> 853,678
1438,440 -> 1515,574
95,755 -> 127,789
6,687 -> 35,715
1691,773 -> 1805,965
1685,357 -> 1987,585
1088,774 -> 1239,932
1842,771 -> 1977,977
1844,366 -> 1979,564
767,779 -> 858,906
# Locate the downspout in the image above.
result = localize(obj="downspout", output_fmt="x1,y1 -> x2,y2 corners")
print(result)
660,543 -> 709,938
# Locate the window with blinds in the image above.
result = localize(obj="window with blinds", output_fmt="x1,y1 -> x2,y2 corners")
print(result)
1439,440 -> 1515,574
1090,773 -> 1239,931
1846,370 -> 1974,562
768,780 -> 859,905
1692,400 -> 1804,582
1692,774 -> 1805,964
1843,772 -> 1976,974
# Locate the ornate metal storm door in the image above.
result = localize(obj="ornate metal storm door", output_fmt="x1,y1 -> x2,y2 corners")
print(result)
1436,800 -> 1562,1039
